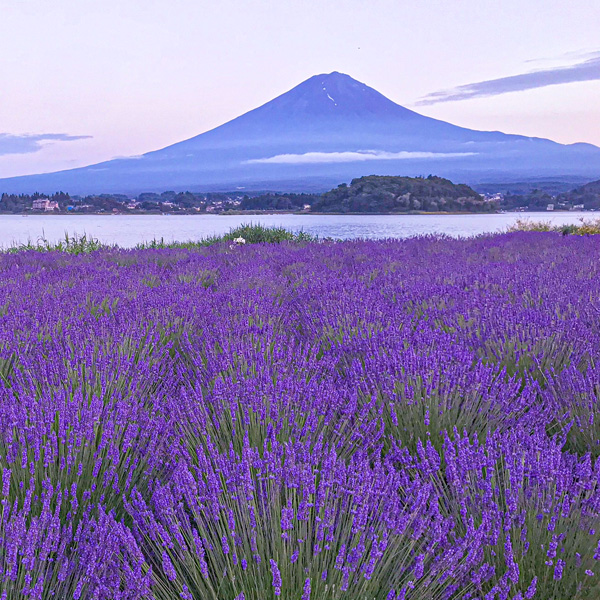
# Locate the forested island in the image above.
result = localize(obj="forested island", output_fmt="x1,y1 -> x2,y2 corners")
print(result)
311,175 -> 491,213
2,174 -> 600,214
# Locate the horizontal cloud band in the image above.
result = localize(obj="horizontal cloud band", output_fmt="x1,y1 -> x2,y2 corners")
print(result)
418,52 -> 600,105
245,150 -> 477,164
0,133 -> 92,156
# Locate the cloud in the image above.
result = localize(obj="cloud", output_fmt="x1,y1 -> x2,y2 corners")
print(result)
417,52 -> 600,105
524,49 -> 600,66
0,133 -> 92,156
245,150 -> 477,165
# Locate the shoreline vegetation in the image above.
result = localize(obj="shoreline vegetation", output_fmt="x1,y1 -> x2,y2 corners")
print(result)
2,224 -> 319,254
508,217 -> 600,235
0,175 -> 584,214
4,173 -> 600,214
8,209 -> 508,216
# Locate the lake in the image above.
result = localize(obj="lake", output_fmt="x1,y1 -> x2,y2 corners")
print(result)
0,212 -> 594,248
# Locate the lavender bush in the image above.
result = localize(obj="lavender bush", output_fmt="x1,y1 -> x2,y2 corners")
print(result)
1,232 -> 600,599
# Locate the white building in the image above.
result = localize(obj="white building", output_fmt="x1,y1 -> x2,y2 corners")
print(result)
32,199 -> 59,211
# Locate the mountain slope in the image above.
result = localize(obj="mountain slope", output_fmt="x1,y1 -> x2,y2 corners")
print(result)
2,72 -> 600,194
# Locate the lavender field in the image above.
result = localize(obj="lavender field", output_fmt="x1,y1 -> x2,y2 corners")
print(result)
2,232 -> 600,600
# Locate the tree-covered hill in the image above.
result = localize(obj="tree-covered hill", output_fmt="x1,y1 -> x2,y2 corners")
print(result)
310,175 -> 494,213
556,178 -> 600,210
498,177 -> 600,211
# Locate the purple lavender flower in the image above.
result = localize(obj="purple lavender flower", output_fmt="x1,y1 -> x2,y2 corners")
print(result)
525,576 -> 537,598
547,536 -> 558,559
180,584 -> 193,600
414,553 -> 425,579
1,468 -> 10,498
554,559 -> 564,581
302,577 -> 311,600
162,551 -> 177,582
270,559 -> 282,596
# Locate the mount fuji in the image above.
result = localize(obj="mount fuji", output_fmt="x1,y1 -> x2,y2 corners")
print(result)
2,71 -> 600,194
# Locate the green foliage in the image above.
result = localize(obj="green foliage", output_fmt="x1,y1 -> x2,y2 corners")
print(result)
136,224 -> 317,249
239,192 -> 319,211
498,177 -> 600,211
311,175 -> 493,214
557,178 -> 600,211
380,375 -> 515,455
5,233 -> 106,254
219,223 -> 316,244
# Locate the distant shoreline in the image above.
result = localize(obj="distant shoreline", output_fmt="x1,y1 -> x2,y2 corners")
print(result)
3,209 -> 593,217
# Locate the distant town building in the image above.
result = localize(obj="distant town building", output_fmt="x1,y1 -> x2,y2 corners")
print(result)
546,204 -> 554,211
32,198 -> 59,211
32,198 -> 48,210
483,193 -> 503,202
573,204 -> 585,210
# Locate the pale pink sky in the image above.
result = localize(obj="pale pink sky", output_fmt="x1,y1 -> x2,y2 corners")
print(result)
1,0 -> 599,178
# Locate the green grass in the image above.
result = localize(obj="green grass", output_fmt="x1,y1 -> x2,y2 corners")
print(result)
137,223 -> 317,249
2,224 -> 317,254
6,232 -> 106,254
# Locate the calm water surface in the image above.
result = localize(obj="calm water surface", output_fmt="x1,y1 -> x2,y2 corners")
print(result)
0,213 -> 594,248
